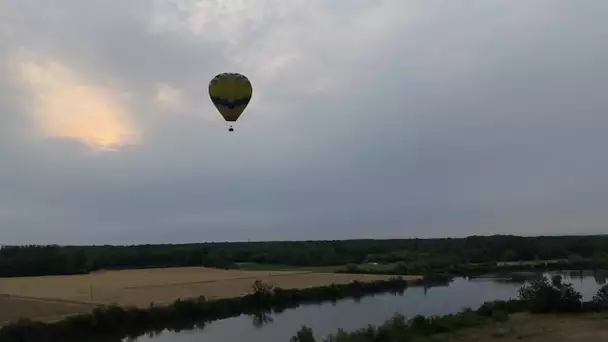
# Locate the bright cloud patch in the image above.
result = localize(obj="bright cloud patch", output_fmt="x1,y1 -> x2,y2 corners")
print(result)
154,82 -> 184,110
17,59 -> 139,151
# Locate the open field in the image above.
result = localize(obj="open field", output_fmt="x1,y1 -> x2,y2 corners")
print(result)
430,313 -> 608,342
0,267 -> 420,323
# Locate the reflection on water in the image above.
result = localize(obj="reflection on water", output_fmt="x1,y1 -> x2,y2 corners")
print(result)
469,270 -> 608,287
551,270 -> 607,286
134,271 -> 606,342
251,311 -> 274,329
558,269 -> 607,286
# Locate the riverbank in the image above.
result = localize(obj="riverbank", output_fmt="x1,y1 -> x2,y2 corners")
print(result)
291,307 -> 608,342
0,266 -> 422,322
288,275 -> 608,342
0,276 -> 433,342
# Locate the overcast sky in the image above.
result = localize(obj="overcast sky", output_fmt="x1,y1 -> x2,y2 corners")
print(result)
1,1 -> 607,244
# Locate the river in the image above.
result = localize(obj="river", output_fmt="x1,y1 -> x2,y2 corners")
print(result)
133,270 -> 607,342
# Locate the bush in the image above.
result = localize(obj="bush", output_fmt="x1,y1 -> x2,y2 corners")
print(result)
290,325 -> 316,342
517,275 -> 582,313
593,284 -> 608,302
395,262 -> 408,273
592,284 -> 608,310
410,315 -> 428,332
251,280 -> 274,296
477,302 -> 496,317
491,310 -> 509,322
345,264 -> 359,272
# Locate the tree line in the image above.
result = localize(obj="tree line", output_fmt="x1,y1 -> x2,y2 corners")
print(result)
1,234 -> 608,277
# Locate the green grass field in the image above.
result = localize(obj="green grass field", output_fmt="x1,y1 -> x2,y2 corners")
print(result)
359,263 -> 399,271
235,263 -> 343,272
236,262 -> 398,273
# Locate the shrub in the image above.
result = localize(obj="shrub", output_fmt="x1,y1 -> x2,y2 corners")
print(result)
290,326 -> 316,342
593,284 -> 608,302
491,310 -> 509,322
345,264 -> 359,272
517,275 -> 582,313
395,262 -> 408,273
251,280 -> 274,296
592,284 -> 608,310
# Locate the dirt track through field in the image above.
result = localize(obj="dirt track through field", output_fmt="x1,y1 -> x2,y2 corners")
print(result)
0,267 -> 420,323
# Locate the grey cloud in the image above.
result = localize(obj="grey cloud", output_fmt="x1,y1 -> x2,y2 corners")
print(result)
0,1 -> 607,244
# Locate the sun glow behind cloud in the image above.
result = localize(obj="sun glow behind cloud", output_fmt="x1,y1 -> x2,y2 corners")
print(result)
17,59 -> 139,151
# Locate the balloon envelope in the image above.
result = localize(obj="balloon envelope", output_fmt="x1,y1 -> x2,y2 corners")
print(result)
208,73 -> 252,122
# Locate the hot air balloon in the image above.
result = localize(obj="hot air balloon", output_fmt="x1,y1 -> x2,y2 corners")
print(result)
208,73 -> 252,132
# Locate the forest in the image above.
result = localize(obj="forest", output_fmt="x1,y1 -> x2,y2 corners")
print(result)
1,234 -> 607,277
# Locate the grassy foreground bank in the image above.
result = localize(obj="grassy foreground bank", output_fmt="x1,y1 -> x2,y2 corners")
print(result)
432,313 -> 608,342
294,312 -> 608,342
0,276 -> 444,342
